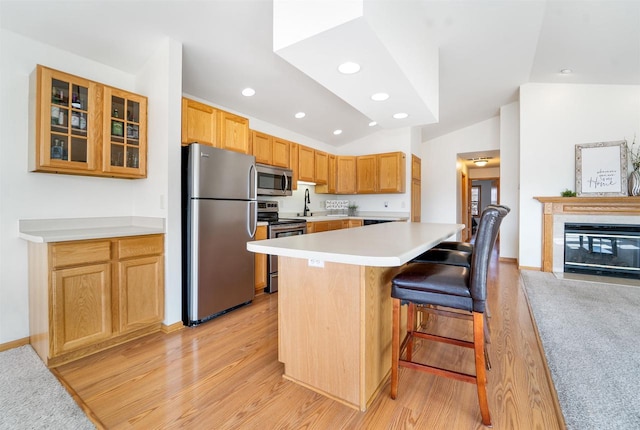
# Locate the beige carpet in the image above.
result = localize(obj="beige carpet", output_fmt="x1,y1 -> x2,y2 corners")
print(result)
521,270 -> 640,430
0,345 -> 94,429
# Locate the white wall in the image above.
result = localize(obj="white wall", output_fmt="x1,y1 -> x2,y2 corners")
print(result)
519,83 -> 640,268
0,30 -> 181,343
499,101 -> 520,260
420,117 -> 500,224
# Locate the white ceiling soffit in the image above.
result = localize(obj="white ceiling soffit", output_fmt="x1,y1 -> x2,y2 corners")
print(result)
273,0 -> 439,129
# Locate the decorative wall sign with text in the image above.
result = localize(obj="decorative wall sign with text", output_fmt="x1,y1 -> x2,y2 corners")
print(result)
575,140 -> 628,196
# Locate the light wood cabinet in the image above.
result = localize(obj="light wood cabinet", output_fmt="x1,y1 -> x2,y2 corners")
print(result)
315,153 -> 335,193
28,234 -> 165,367
298,145 -> 315,182
181,98 -> 217,146
348,219 -> 363,228
412,154 -> 421,180
355,152 -> 406,194
254,225 -> 267,294
272,138 -> 291,168
377,152 -> 406,193
31,65 -> 148,179
218,110 -> 249,154
181,97 -> 249,154
290,142 -> 299,191
336,156 -> 357,194
103,87 -> 147,178
314,150 -> 329,185
251,130 -> 272,165
356,155 -> 377,194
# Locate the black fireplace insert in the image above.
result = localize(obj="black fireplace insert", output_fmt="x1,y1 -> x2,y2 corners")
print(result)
564,223 -> 640,279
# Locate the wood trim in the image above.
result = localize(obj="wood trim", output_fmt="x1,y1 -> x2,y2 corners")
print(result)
519,277 -> 568,430
161,321 -> 185,333
534,196 -> 640,272
0,337 -> 30,352
51,367 -> 107,429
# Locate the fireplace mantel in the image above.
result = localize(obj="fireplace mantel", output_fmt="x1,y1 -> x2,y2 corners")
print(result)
534,196 -> 640,271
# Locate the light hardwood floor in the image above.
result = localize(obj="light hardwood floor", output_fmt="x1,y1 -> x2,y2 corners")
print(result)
55,257 -> 564,429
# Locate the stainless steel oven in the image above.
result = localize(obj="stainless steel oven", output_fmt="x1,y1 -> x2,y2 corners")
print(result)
257,201 -> 307,293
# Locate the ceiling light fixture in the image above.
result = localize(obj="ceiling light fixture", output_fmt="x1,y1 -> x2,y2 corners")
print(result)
294,112 -> 306,119
241,88 -> 256,97
393,112 -> 408,119
371,93 -> 389,101
472,158 -> 490,167
560,68 -> 572,74
338,61 -> 361,74
368,121 -> 377,127
333,129 -> 343,135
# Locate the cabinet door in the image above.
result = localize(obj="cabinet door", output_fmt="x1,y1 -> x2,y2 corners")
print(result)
298,145 -> 315,182
412,178 -> 421,222
218,110 -> 249,154
290,143 -> 299,190
336,156 -> 357,194
103,87 -> 147,178
117,255 -> 164,333
356,155 -> 377,194
328,220 -> 343,231
251,130 -> 273,165
181,98 -> 217,146
348,219 -> 363,228
377,152 -> 406,193
314,150 -> 328,185
34,66 -> 98,173
412,154 -> 421,180
254,225 -> 267,293
52,263 -> 112,355
313,221 -> 329,233
272,138 -> 291,168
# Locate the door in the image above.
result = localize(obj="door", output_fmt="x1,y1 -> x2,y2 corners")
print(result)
188,143 -> 256,200
189,199 -> 256,322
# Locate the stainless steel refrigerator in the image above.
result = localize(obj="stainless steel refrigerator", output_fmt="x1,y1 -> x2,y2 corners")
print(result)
182,143 -> 257,326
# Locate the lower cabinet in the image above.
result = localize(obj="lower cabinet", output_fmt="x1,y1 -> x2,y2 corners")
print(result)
307,219 -> 363,234
254,225 -> 267,294
29,234 -> 164,367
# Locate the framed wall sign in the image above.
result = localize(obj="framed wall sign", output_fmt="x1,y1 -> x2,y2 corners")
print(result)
575,140 -> 628,196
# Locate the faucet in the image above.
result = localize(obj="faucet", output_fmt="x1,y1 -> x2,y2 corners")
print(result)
303,188 -> 311,217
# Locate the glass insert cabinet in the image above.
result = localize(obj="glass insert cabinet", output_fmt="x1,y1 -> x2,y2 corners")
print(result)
31,65 -> 147,179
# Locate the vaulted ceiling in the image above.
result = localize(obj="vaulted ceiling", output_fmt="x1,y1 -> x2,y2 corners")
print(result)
2,1 -> 638,146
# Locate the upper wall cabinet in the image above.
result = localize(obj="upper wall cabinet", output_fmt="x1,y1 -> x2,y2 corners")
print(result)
377,151 -> 406,193
30,65 -> 147,179
181,98 -> 217,147
181,97 -> 249,155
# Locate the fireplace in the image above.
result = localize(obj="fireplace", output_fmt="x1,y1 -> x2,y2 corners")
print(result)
564,223 -> 640,279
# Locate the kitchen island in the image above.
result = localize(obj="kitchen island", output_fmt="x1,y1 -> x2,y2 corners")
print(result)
247,222 -> 463,411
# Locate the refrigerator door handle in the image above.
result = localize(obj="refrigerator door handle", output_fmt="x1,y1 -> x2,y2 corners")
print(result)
249,164 -> 257,200
248,200 -> 257,238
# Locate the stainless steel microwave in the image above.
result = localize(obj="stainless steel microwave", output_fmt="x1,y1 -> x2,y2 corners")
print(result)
256,164 -> 293,196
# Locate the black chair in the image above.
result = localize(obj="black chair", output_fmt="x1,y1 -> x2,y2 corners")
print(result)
390,205 -> 509,427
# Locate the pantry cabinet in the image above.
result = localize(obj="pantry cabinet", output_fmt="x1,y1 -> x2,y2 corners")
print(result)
29,234 -> 164,367
31,65 -> 147,179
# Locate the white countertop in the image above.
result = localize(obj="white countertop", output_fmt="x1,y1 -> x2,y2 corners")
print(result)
247,222 -> 463,267
19,216 -> 165,243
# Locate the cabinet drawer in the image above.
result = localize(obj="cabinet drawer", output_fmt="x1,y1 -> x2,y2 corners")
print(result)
51,241 -> 111,268
118,235 -> 163,259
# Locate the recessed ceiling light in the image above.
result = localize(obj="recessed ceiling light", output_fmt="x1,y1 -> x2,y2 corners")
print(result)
371,93 -> 389,101
368,121 -> 377,127
333,129 -> 343,135
560,69 -> 572,74
241,88 -> 255,97
393,112 -> 408,119
338,62 -> 361,74
294,112 -> 306,119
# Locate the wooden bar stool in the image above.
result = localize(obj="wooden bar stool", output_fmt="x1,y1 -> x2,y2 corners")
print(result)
390,205 -> 509,427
